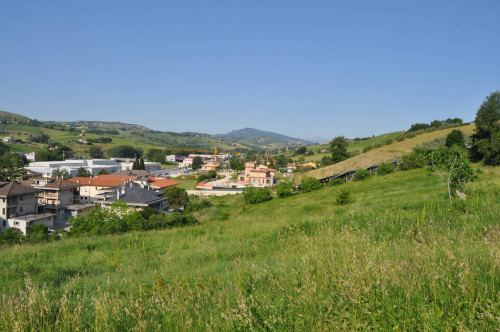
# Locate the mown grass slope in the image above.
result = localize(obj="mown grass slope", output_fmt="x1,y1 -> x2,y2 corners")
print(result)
0,165 -> 498,330
306,124 -> 475,179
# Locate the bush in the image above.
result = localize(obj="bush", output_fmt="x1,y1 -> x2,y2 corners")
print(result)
336,187 -> 353,205
275,181 -> 295,198
353,169 -> 371,181
300,177 -> 323,193
384,139 -> 393,145
243,187 -> 272,204
377,162 -> 394,176
395,135 -> 405,142
400,151 -> 427,171
363,145 -> 374,153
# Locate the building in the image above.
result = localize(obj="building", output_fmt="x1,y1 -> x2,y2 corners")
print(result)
2,136 -> 16,143
16,151 -> 36,162
240,162 -> 276,186
35,179 -> 82,221
99,183 -> 168,212
0,182 -> 56,234
69,175 -> 137,203
113,158 -> 162,172
133,176 -> 179,193
26,159 -> 122,178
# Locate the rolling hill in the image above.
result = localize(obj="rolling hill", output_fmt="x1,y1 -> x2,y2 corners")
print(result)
218,127 -> 315,149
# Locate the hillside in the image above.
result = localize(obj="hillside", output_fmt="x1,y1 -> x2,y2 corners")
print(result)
0,111 -> 250,154
0,166 -> 498,330
219,127 -> 315,149
306,124 -> 475,179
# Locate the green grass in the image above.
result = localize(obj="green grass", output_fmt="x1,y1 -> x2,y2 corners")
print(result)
172,175 -> 199,189
0,167 -> 499,330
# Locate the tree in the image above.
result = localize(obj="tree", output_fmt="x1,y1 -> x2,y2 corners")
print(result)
192,156 -> 203,170
300,177 -> 322,192
230,158 -> 245,171
427,147 -> 476,204
330,136 -> 349,164
164,186 -> 189,209
108,145 -> 143,158
243,186 -> 272,204
77,167 -> 91,177
377,162 -> 394,176
97,169 -> 108,175
293,146 -> 307,156
275,181 -> 295,198
139,158 -> 145,170
445,130 -> 465,148
88,146 -> 104,159
52,168 -> 70,179
353,169 -> 371,181
470,91 -> 500,165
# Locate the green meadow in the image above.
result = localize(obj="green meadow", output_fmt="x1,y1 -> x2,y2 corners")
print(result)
0,166 -> 499,330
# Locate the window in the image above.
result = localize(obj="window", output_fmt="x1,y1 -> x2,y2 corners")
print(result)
20,195 -> 23,201
14,221 -> 19,226
2,208 -> 4,215
20,207 -> 23,213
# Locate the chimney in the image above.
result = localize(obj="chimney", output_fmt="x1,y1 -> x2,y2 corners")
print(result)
76,179 -> 80,184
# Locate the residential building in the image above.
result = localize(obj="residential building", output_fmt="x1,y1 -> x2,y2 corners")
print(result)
2,136 -> 16,143
0,182 -> 56,234
99,183 -> 168,212
36,179 -> 82,221
133,176 -> 179,193
240,162 -> 276,186
68,175 -> 137,203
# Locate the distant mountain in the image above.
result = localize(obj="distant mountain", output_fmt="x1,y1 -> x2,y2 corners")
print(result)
219,128 -> 315,147
0,110 -> 32,122
299,136 -> 329,144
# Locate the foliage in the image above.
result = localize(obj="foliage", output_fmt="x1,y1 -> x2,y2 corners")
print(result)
88,146 -> 104,158
146,148 -> 166,164
300,177 -> 322,193
377,162 -> 394,176
70,206 -> 199,236
107,145 -> 143,158
191,156 -> 203,170
326,177 -> 346,186
97,169 -> 108,175
51,169 -> 70,179
426,147 -> 477,204
0,142 -> 9,156
445,130 -> 465,148
400,150 -> 428,171
336,187 -> 353,205
243,186 -> 272,204
164,186 -> 189,209
321,155 -> 333,167
27,131 -> 50,143
293,146 -> 307,156
275,181 -> 295,198
330,136 -> 349,163
197,170 -> 217,182
353,169 -> 371,181
229,158 -> 245,171
77,167 -> 91,177
470,91 -> 500,165
185,196 -> 213,213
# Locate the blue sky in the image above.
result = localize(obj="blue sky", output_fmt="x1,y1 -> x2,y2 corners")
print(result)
1,1 -> 499,140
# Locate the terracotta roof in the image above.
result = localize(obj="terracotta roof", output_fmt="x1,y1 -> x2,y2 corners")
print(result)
148,177 -> 179,189
42,179 -> 81,190
69,175 -> 137,187
0,182 -> 41,197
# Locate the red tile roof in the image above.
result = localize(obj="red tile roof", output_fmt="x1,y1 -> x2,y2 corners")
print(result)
69,175 -> 137,187
148,177 -> 179,189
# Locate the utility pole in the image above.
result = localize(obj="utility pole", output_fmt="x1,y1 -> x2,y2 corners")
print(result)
213,146 -> 218,171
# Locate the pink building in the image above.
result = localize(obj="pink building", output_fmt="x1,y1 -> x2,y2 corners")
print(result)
240,162 -> 276,186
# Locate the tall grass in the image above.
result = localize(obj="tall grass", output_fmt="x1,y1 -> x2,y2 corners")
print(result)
0,167 -> 499,330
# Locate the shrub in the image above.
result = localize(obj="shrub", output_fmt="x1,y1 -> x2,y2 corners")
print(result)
377,162 -> 394,176
384,139 -> 393,145
395,135 -> 405,142
363,145 -> 373,153
336,187 -> 353,205
353,169 -> 371,181
275,181 -> 295,198
400,151 -> 427,171
243,187 -> 272,204
300,177 -> 323,192
374,143 -> 382,148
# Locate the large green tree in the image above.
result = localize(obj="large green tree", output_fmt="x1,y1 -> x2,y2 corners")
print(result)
191,156 -> 203,170
470,91 -> 500,165
330,136 -> 349,164
445,130 -> 465,148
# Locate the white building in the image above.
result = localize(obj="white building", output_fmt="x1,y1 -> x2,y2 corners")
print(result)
26,159 -> 122,178
2,136 -> 16,143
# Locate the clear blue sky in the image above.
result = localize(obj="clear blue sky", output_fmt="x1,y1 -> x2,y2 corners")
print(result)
1,1 -> 499,140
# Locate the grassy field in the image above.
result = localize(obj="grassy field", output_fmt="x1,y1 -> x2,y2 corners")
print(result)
305,124 -> 475,179
0,165 -> 498,330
